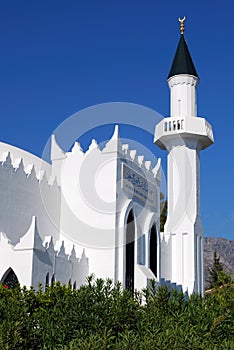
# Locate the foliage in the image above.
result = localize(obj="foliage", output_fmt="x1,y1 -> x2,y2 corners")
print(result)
0,276 -> 233,349
208,251 -> 232,288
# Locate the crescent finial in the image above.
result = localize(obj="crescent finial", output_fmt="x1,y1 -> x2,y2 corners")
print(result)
178,16 -> 186,34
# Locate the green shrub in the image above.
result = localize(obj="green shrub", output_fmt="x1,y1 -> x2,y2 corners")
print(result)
0,277 -> 233,349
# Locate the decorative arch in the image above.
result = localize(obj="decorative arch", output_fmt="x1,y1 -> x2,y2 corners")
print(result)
125,209 -> 135,294
149,224 -> 157,277
1,268 -> 19,289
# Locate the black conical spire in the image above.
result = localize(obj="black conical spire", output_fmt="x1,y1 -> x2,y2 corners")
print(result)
167,18 -> 198,79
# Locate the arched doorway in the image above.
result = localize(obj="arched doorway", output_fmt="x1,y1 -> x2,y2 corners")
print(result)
125,209 -> 135,294
149,225 -> 157,277
1,268 -> 19,289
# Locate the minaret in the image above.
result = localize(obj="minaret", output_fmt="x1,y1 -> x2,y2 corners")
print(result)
154,18 -> 214,295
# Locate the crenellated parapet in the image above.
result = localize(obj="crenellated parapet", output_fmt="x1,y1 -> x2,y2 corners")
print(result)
121,143 -> 161,181
51,125 -> 161,186
0,141 -> 51,179
44,238 -> 89,289
0,216 -> 89,290
0,150 -> 55,183
0,151 -> 61,245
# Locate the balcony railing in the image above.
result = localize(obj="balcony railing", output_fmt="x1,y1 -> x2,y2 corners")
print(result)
164,119 -> 184,132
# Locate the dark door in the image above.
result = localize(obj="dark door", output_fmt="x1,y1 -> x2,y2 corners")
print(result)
125,209 -> 135,294
1,268 -> 19,289
150,225 -> 157,276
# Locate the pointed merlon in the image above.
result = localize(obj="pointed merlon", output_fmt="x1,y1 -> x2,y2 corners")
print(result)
71,244 -> 76,256
152,158 -> 161,180
81,248 -> 88,262
145,160 -> 152,171
87,139 -> 100,152
122,144 -> 129,155
15,158 -> 25,173
46,236 -> 56,255
81,248 -> 86,258
69,245 -> 77,262
3,152 -> 12,167
0,151 -> 9,163
27,165 -> 37,181
138,155 -> 144,166
71,141 -> 84,154
24,164 -> 34,175
50,134 -> 66,161
57,240 -> 68,258
103,124 -> 122,153
130,150 -> 137,161
13,157 -> 23,169
112,124 -> 119,140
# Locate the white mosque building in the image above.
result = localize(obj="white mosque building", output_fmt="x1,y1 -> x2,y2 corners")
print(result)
0,20 -> 214,295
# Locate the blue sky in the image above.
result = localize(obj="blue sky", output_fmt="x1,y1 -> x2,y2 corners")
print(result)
0,1 -> 233,240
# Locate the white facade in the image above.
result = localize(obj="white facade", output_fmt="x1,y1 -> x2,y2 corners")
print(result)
0,126 -> 162,293
0,31 -> 214,295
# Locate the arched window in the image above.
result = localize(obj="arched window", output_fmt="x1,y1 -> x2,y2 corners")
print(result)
1,268 -> 19,289
149,225 -> 157,277
45,273 -> 49,286
125,209 -> 135,295
51,274 -> 55,286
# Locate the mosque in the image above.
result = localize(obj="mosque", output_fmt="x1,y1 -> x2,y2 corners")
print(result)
0,19 -> 214,295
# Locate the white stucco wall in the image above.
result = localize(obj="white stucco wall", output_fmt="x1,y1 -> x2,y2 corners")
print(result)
0,125 -> 161,292
0,151 -> 60,245
51,126 -> 161,289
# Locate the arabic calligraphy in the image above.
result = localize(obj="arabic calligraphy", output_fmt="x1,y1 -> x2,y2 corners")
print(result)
122,164 -> 156,209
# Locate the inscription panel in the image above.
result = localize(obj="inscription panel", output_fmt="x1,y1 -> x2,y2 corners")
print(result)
121,163 -> 157,209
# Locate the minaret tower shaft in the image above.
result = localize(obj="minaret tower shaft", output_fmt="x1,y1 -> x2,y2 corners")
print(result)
154,18 -> 214,295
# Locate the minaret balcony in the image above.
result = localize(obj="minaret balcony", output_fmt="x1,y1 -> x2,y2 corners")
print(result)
154,116 -> 214,150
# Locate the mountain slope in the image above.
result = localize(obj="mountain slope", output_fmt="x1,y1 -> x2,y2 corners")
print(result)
204,236 -> 234,289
